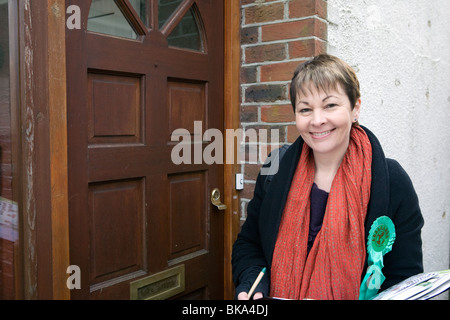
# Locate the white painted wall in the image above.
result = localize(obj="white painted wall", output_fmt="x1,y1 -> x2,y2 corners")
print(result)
327,0 -> 450,297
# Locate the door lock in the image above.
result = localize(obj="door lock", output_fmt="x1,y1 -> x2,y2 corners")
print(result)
211,188 -> 227,211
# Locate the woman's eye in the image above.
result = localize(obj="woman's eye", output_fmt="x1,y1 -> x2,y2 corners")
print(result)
326,103 -> 337,109
298,108 -> 312,114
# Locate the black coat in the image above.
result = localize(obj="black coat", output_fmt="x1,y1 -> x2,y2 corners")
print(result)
232,126 -> 424,298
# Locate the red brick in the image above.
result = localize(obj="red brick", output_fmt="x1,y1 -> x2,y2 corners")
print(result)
241,65 -> 258,84
261,104 -> 295,123
260,60 -> 300,82
289,0 -> 327,19
245,43 -> 286,64
245,84 -> 287,103
262,18 -> 327,42
244,2 -> 284,24
241,105 -> 259,123
289,38 -> 326,58
241,26 -> 259,45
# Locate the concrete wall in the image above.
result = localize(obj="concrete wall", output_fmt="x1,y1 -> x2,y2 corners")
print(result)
327,0 -> 450,281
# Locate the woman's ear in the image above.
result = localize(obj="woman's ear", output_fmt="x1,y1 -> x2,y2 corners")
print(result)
353,98 -> 361,120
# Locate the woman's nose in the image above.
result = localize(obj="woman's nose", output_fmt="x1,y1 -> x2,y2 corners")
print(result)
311,110 -> 325,126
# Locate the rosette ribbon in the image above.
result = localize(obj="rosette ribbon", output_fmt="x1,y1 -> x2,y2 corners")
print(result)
359,216 -> 396,300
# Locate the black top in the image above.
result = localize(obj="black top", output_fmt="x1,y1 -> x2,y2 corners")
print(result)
308,183 -> 328,253
232,126 -> 424,298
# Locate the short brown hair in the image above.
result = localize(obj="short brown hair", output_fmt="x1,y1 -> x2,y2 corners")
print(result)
290,54 -> 360,112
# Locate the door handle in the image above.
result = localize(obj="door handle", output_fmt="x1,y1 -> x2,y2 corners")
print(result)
211,188 -> 227,211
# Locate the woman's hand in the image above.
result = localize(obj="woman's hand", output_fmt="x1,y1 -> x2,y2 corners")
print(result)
237,292 -> 264,300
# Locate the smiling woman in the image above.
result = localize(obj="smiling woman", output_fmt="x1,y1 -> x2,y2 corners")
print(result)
232,54 -> 424,300
294,84 -> 360,192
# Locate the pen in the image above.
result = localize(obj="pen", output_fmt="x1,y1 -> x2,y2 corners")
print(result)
247,267 -> 266,298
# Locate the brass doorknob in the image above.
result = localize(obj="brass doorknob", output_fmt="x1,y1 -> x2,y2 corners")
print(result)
211,188 -> 227,210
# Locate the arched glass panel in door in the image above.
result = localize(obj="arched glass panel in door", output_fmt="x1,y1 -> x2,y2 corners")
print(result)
167,7 -> 203,51
158,0 -> 205,51
88,0 -> 144,39
87,0 -> 204,52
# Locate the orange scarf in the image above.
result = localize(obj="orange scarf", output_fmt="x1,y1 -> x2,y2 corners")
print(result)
270,126 -> 372,300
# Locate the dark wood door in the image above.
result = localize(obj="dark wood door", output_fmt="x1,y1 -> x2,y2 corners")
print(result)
66,0 -> 224,299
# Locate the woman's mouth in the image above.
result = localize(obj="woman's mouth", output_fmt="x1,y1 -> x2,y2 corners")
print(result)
310,129 -> 335,138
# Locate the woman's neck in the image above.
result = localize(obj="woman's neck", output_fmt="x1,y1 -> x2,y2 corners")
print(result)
313,150 -> 346,193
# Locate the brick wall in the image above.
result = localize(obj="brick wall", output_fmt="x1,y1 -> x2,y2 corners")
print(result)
239,0 -> 327,223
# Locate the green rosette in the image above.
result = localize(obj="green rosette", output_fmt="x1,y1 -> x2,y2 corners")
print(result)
359,216 -> 396,300
368,216 -> 396,256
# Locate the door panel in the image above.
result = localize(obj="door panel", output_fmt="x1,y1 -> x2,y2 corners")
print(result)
168,80 -> 206,134
168,171 -> 206,259
66,0 -> 224,299
89,178 -> 146,285
87,72 -> 144,145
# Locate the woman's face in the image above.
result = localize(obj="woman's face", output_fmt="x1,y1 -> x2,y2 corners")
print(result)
295,83 -> 360,161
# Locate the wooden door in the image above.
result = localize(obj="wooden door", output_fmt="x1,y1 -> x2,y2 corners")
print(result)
66,0 -> 224,300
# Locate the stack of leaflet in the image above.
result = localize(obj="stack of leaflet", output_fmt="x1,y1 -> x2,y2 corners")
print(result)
372,269 -> 450,300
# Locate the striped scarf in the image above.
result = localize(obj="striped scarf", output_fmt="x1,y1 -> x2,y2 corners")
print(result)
270,126 -> 372,300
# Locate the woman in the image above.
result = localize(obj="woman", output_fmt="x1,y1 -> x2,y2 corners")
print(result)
232,54 -> 424,300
